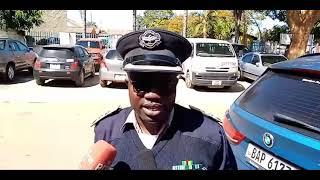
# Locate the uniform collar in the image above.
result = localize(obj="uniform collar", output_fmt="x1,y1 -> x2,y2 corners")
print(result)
120,107 -> 175,134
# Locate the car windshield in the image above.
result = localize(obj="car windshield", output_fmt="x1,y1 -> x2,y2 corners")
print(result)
76,41 -> 100,48
40,48 -> 74,59
261,55 -> 287,66
196,43 -> 235,57
106,50 -> 122,60
0,40 -> 5,50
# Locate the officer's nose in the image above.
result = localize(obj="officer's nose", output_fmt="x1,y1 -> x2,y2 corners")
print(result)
143,88 -> 161,100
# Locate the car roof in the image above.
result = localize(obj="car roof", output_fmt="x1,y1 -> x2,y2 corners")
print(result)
269,54 -> 320,72
246,52 -> 285,56
187,38 -> 231,44
42,44 -> 81,49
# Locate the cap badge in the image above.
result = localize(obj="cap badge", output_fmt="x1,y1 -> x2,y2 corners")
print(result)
139,30 -> 161,49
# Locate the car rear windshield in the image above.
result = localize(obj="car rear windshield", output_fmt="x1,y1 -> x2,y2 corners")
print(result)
106,50 -> 122,60
76,41 -> 100,48
261,55 -> 287,66
0,40 -> 5,50
40,48 -> 74,59
196,43 -> 235,57
237,70 -> 320,139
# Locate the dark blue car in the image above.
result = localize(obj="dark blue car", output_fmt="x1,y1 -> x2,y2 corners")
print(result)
223,54 -> 320,170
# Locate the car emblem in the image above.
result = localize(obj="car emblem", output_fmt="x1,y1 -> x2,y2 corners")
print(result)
139,30 -> 161,49
263,132 -> 274,148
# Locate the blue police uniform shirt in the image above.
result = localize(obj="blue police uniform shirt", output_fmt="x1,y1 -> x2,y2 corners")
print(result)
94,104 -> 237,170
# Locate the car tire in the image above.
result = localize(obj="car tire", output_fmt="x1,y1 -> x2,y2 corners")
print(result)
28,67 -> 34,75
238,69 -> 245,81
75,70 -> 85,87
4,64 -> 15,82
100,80 -> 109,87
185,72 -> 194,89
36,79 -> 45,86
90,65 -> 95,77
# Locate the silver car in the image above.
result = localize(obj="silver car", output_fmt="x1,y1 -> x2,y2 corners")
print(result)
239,52 -> 288,81
99,49 -> 127,87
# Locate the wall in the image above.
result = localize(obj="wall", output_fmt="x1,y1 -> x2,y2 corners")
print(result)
0,30 -> 26,44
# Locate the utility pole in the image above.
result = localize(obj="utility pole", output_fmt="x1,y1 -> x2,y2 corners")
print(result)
84,10 -> 87,38
133,10 -> 137,31
183,10 -> 188,38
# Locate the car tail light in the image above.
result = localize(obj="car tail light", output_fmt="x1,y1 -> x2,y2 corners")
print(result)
100,60 -> 109,70
223,110 -> 245,145
71,59 -> 80,70
34,59 -> 41,70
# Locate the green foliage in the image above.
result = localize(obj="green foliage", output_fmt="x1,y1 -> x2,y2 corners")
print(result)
0,10 -> 43,31
139,10 -> 174,29
262,25 -> 290,41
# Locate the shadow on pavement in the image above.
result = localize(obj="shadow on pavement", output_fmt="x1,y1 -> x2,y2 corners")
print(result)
193,82 -> 246,93
0,70 -> 34,85
104,82 -> 128,89
43,74 -> 100,88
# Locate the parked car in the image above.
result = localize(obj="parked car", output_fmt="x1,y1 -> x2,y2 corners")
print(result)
182,38 -> 239,89
76,38 -> 106,71
99,49 -> 126,87
239,52 -> 288,81
0,38 -> 37,82
223,54 -> 320,170
33,45 -> 95,87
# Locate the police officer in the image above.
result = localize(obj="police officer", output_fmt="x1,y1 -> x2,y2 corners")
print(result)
93,29 -> 237,170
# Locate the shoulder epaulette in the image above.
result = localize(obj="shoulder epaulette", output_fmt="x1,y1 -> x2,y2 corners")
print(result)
91,106 -> 123,127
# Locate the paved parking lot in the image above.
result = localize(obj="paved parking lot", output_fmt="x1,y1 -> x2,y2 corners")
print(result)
0,71 -> 251,169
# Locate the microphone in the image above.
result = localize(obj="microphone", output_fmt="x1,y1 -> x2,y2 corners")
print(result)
79,140 -> 117,170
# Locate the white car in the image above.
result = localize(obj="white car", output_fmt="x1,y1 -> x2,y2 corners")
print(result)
239,52 -> 288,81
182,38 -> 239,89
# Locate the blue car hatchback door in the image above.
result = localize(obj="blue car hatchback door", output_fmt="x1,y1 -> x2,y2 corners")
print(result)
223,54 -> 320,170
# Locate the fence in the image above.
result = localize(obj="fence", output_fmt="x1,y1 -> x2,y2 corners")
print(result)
250,41 -> 287,55
26,31 -> 60,47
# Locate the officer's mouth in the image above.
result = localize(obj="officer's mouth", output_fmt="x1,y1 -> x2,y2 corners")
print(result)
142,104 -> 163,116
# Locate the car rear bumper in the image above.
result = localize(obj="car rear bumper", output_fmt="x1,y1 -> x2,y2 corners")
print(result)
99,67 -> 127,82
191,72 -> 238,87
33,69 -> 80,81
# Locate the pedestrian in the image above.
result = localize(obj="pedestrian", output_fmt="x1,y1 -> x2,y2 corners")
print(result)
92,29 -> 237,170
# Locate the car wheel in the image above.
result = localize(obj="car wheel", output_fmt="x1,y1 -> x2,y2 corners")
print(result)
90,65 -> 95,77
185,72 -> 194,89
100,80 -> 109,87
238,69 -> 245,81
5,64 -> 15,82
28,67 -> 33,75
36,79 -> 45,86
75,70 -> 85,87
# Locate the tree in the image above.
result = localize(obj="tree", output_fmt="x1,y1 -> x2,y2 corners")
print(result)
167,15 -> 183,34
86,21 -> 97,27
0,10 -> 43,31
286,10 -> 320,59
233,10 -> 243,43
140,10 -> 174,29
263,10 -> 320,59
262,25 -> 289,42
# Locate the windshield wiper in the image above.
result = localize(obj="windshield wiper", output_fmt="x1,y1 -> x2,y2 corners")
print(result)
273,113 -> 320,134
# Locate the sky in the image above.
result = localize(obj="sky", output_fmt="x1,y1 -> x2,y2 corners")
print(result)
68,10 -> 286,36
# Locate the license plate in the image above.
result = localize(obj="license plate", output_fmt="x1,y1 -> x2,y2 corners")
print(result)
212,80 -> 222,86
245,143 -> 298,170
114,74 -> 126,81
50,64 -> 60,70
